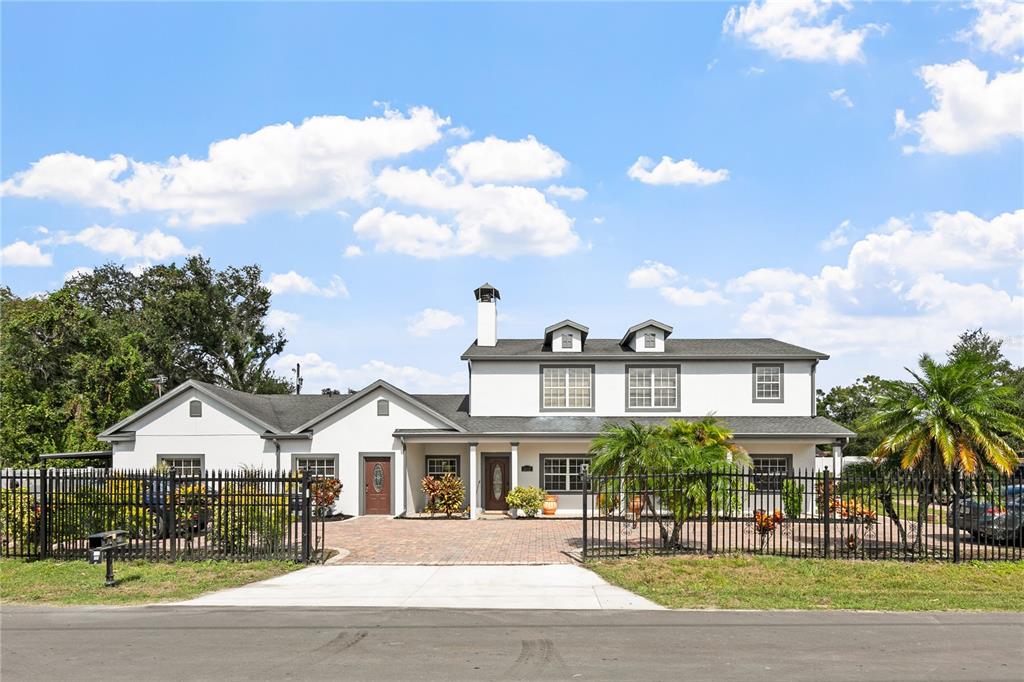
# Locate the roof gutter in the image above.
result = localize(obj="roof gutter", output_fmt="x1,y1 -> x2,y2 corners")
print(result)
460,354 -> 830,361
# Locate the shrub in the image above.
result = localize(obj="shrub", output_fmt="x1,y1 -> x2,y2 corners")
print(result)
310,478 -> 342,516
207,479 -> 289,554
421,473 -> 465,517
781,479 -> 804,519
506,486 -> 545,517
0,488 -> 39,553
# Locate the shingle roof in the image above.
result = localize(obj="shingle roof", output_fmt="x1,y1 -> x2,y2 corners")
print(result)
195,381 -> 349,432
461,338 -> 829,360
408,394 -> 853,438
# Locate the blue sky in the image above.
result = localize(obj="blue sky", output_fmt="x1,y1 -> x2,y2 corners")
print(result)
2,1 -> 1022,395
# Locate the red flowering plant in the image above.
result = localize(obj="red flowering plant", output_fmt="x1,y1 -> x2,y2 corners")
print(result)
832,498 -> 878,551
752,509 -> 784,553
310,478 -> 342,517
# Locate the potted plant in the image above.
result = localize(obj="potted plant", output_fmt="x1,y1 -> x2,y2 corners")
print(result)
506,486 -> 545,518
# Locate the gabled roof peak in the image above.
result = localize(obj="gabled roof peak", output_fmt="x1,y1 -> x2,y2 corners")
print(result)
543,319 -> 590,347
620,319 -> 674,346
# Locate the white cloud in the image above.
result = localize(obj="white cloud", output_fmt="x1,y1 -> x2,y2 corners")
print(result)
659,285 -> 728,307
447,135 -> 567,184
545,185 -> 588,201
63,266 -> 94,282
958,0 -> 1024,55
274,353 -> 465,394
366,167 -> 581,258
628,260 -> 679,288
57,225 -> 195,262
896,60 -> 1023,154
726,209 -> 1024,357
745,66 -> 767,76
723,0 -> 884,64
266,309 -> 300,330
408,308 -> 465,337
627,156 -> 729,186
828,88 -> 854,108
353,207 -> 455,259
1,240 -> 52,267
1,106 -> 449,226
264,271 -> 349,298
343,245 -> 363,258
819,219 -> 852,250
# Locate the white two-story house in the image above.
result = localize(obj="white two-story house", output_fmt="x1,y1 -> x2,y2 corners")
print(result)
101,283 -> 853,518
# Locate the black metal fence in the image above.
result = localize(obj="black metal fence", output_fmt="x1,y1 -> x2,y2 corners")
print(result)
581,466 -> 1023,562
0,468 -> 331,563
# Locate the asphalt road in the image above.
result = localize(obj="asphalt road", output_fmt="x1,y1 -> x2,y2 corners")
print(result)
2,606 -> 1021,681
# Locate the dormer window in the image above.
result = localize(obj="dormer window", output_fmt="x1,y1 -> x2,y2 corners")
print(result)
644,333 -> 656,349
561,333 -> 574,349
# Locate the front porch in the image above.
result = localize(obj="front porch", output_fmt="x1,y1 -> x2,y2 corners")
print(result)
402,439 -> 593,519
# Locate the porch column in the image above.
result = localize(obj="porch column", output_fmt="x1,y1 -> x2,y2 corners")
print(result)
832,441 -> 843,477
395,443 -> 406,517
510,442 -> 519,490
469,442 -> 479,519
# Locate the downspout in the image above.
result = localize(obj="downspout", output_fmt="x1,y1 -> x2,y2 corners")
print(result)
273,438 -> 281,474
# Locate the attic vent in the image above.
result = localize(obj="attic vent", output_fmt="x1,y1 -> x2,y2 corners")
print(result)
189,400 -> 202,418
377,399 -> 389,416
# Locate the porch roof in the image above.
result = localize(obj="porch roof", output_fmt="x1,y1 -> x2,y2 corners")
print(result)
396,398 -> 854,440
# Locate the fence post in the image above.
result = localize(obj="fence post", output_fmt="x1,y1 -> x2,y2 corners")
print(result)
38,467 -> 49,560
301,470 -> 312,564
822,467 -> 831,559
705,468 -> 714,557
168,468 -> 177,563
581,465 -> 588,560
952,468 -> 960,564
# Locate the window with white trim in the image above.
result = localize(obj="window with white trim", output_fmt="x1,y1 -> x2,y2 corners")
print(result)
751,455 -> 789,492
754,364 -> 782,401
542,366 -> 592,409
561,333 -> 573,349
159,456 -> 202,477
542,456 -> 591,492
425,456 -> 460,479
295,457 -> 337,478
628,366 -> 677,409
643,332 -> 656,349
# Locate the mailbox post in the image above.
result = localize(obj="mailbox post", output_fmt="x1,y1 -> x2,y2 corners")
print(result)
88,530 -> 128,587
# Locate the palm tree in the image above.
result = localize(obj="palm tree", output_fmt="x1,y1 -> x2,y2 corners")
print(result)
863,354 -> 1022,476
588,418 -> 749,548
861,353 -> 1024,552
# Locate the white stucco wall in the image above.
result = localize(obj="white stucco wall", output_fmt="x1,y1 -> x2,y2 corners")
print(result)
469,359 -> 814,417
111,387 -> 274,471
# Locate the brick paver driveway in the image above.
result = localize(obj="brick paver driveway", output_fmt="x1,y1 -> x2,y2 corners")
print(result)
322,516 -> 582,564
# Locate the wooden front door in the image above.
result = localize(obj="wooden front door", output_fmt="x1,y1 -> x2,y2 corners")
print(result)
483,455 -> 510,511
363,457 -> 391,515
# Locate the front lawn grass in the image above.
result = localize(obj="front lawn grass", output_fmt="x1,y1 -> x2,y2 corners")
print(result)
0,559 -> 301,606
589,555 -> 1024,611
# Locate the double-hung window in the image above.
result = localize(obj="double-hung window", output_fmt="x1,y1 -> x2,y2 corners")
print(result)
295,456 -> 338,478
753,364 -> 783,402
542,456 -> 591,492
627,366 -> 678,410
425,456 -> 460,479
751,455 -> 790,492
541,366 -> 593,410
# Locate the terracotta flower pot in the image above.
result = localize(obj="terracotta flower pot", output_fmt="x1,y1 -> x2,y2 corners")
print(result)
542,494 -> 558,516
629,495 -> 644,516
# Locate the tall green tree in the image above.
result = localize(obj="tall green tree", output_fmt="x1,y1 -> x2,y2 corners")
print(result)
816,375 -> 886,459
0,288 -> 153,467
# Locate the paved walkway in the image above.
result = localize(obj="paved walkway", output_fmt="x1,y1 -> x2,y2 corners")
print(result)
179,565 -> 661,610
322,516 -> 581,564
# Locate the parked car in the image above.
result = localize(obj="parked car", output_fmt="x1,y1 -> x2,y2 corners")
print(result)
949,484 -> 1023,544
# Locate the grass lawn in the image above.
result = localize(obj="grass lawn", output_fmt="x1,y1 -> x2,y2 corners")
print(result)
589,555 -> 1024,611
0,559 -> 301,606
